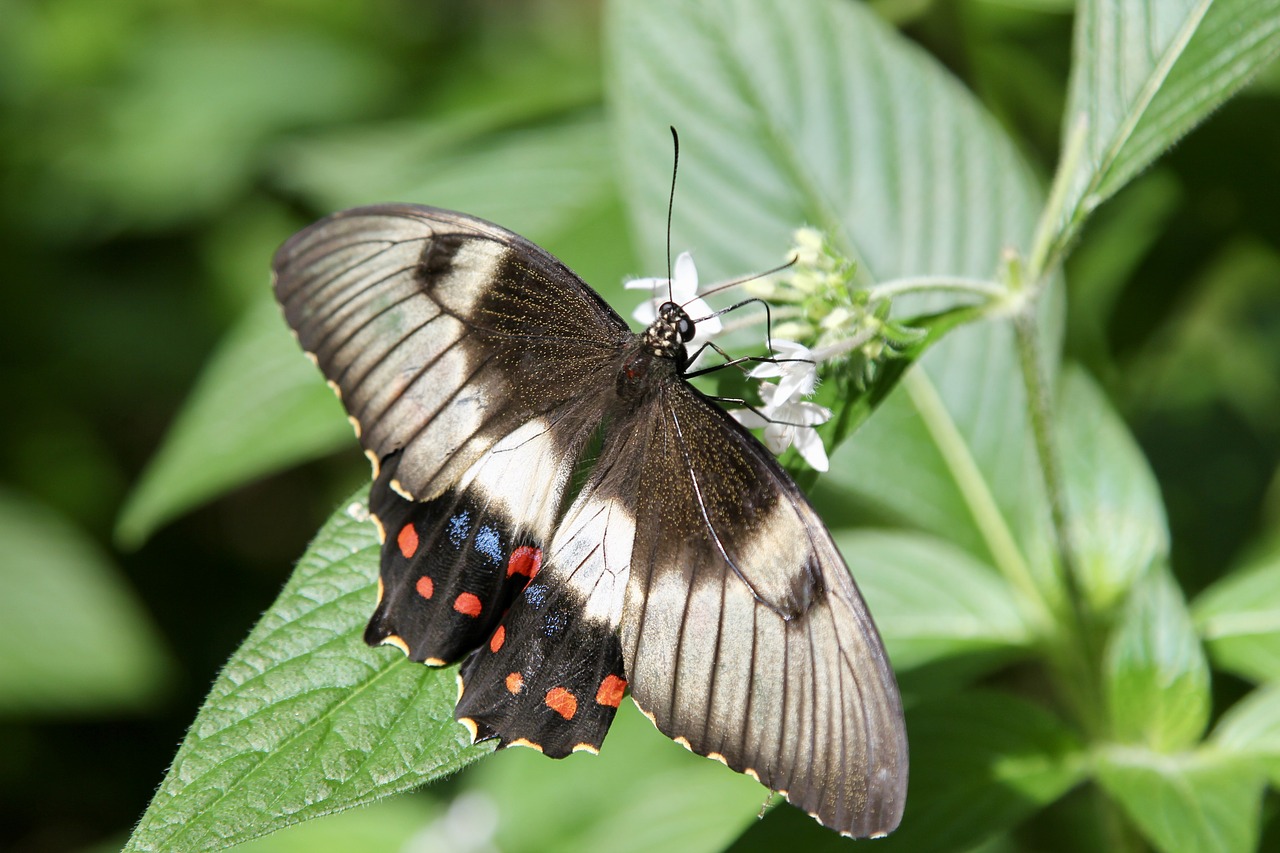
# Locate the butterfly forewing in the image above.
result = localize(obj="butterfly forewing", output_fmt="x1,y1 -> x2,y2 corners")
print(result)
273,204 -> 907,839
272,205 -> 629,502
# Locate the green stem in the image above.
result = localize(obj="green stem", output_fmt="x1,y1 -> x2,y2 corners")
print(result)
1025,113 -> 1090,290
865,274 -> 1007,303
903,369 -> 1051,627
1010,298 -> 1103,734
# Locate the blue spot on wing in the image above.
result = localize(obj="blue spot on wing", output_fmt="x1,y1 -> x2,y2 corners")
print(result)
475,524 -> 503,565
448,510 -> 471,548
543,608 -> 568,637
524,582 -> 548,608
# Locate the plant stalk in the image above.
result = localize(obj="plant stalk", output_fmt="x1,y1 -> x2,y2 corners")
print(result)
1011,298 -> 1103,733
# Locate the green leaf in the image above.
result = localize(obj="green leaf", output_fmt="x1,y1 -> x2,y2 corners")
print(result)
1094,746 -> 1266,853
1103,565 -> 1210,751
1193,537 -> 1280,682
1057,366 -> 1168,610
609,0 -> 1039,282
0,488 -> 170,713
728,690 -> 1084,852
48,23 -> 391,233
608,0 -> 1052,600
1056,0 -> 1280,249
1213,681 -> 1280,788
1211,683 -> 1280,787
274,111 -> 618,243
125,490 -> 490,853
472,701 -> 768,853
833,529 -> 1033,681
115,298 -> 352,548
233,794 -> 444,853
873,691 -> 1084,852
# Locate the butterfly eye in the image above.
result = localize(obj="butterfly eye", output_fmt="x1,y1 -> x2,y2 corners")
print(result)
677,316 -> 695,342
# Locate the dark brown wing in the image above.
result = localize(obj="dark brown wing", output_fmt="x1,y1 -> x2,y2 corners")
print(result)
272,204 -> 630,504
612,379 -> 908,838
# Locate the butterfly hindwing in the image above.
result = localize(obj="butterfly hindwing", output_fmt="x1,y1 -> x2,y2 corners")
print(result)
364,450 -> 545,664
455,481 -> 636,756
455,576 -> 628,757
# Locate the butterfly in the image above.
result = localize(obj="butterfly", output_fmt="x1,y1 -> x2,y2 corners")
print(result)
272,204 -> 907,838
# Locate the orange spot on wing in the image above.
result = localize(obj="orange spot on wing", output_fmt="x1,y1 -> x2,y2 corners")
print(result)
415,575 -> 434,599
506,672 -> 524,694
397,523 -> 419,559
507,545 -> 542,579
489,624 -> 506,653
545,687 -> 578,720
595,674 -> 627,708
454,592 -> 482,617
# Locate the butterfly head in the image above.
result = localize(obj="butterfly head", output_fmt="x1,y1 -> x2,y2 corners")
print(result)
642,301 -> 695,362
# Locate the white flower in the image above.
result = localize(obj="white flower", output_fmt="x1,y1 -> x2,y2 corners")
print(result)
747,339 -> 818,401
625,251 -> 722,347
730,381 -> 832,472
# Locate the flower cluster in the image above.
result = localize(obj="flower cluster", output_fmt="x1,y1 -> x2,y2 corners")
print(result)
748,227 -> 920,390
729,348 -> 832,471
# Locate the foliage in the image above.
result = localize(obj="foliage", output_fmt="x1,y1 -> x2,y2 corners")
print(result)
4,0 -> 1280,851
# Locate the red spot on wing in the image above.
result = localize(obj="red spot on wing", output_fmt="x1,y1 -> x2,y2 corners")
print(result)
454,592 -> 482,617
505,672 -> 524,694
397,523 -> 419,559
489,624 -> 506,653
507,545 -> 542,579
595,674 -> 627,708
415,575 -> 434,599
545,687 -> 578,720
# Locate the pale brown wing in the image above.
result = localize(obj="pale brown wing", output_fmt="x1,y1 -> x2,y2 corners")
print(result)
610,380 -> 908,838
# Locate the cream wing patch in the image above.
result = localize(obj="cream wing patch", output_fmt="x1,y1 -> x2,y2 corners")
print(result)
456,418 -> 575,543
546,489 -> 636,626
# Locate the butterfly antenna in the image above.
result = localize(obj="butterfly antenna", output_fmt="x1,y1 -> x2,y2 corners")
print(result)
692,256 -> 798,303
666,126 -> 680,303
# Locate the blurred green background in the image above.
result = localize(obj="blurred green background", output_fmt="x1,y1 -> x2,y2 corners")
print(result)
2,0 -> 1278,851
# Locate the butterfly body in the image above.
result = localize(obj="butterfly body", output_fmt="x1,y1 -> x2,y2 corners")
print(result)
273,204 -> 907,837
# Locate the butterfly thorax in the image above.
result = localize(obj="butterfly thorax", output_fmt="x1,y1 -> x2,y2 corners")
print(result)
618,301 -> 694,401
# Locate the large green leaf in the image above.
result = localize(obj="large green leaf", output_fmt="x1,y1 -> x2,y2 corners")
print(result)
125,490 -> 489,852
1057,367 -> 1168,610
833,529 -> 1034,682
607,0 -> 1052,605
1193,536 -> 1280,682
1055,0 -> 1280,254
115,298 -> 352,548
1094,746 -> 1266,853
0,488 -> 170,713
1103,565 -> 1210,751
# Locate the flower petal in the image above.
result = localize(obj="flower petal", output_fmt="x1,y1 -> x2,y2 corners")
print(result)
793,426 -> 829,472
729,408 -> 769,429
672,252 -> 698,300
